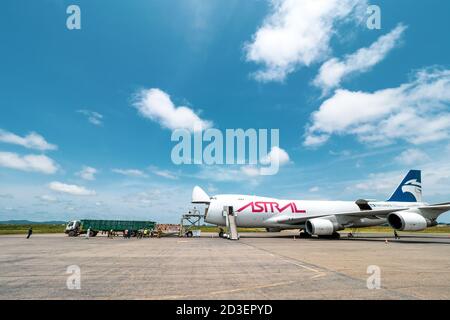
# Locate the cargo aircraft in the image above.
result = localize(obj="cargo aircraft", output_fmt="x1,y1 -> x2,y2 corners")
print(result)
192,170 -> 450,239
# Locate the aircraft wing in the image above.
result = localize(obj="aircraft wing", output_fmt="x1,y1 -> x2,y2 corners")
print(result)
340,207 -> 409,217
268,208 -> 409,225
419,203 -> 450,214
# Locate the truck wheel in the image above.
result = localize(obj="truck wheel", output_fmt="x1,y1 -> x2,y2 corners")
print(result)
89,230 -> 95,237
186,231 -> 193,238
68,231 -> 76,237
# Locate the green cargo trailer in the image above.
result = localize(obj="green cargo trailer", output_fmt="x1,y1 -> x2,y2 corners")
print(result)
65,219 -> 156,237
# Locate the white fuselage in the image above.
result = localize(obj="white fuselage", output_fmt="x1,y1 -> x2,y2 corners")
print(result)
204,194 -> 424,229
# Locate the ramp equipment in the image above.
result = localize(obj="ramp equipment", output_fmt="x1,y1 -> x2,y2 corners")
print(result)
179,208 -> 205,237
223,206 -> 239,240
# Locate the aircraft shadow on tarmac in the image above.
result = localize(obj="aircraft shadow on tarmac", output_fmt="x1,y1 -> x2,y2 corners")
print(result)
237,233 -> 450,245
339,237 -> 450,245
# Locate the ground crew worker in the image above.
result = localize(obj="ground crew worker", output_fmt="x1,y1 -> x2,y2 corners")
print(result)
27,227 -> 32,239
394,230 -> 400,240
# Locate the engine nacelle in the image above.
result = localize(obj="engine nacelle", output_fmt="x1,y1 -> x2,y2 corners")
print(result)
387,211 -> 429,231
305,218 -> 343,236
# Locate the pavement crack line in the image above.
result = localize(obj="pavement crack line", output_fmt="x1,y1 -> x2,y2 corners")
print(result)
158,280 -> 298,300
237,239 -> 417,299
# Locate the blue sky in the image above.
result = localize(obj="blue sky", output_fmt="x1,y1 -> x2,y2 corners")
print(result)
1,0 -> 449,223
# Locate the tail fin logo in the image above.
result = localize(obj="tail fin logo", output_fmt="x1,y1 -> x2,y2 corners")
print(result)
388,170 -> 422,203
401,179 -> 422,201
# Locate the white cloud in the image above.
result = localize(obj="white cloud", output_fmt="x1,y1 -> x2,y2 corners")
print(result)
49,182 -> 96,196
348,161 -> 450,202
0,129 -> 57,151
0,152 -> 58,174
77,110 -> 103,126
152,169 -> 178,180
304,68 -> 450,147
314,24 -> 406,94
351,172 -> 401,194
244,0 -> 367,82
197,166 -> 261,183
240,166 -> 261,177
260,146 -> 291,166
38,195 -> 58,203
303,134 -> 330,147
196,147 -> 291,181
133,88 -> 212,131
122,190 -> 163,206
207,184 -> 218,194
395,149 -> 430,166
112,168 -> 148,178
329,150 -> 352,157
77,166 -> 98,181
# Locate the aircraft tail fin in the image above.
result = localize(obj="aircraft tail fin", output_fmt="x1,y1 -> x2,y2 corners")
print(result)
387,170 -> 422,202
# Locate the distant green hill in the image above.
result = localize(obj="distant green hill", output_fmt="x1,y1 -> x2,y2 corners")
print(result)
0,220 -> 66,225
0,223 -> 65,235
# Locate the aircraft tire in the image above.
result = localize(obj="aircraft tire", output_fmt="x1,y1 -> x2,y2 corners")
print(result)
318,232 -> 341,240
299,232 -> 312,238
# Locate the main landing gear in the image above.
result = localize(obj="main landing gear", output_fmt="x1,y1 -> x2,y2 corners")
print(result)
299,231 -> 312,238
318,232 -> 341,240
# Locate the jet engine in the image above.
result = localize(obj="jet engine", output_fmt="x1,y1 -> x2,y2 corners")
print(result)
387,211 -> 432,231
305,218 -> 343,236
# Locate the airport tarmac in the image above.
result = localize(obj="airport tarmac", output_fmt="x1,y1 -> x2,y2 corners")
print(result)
0,232 -> 449,300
